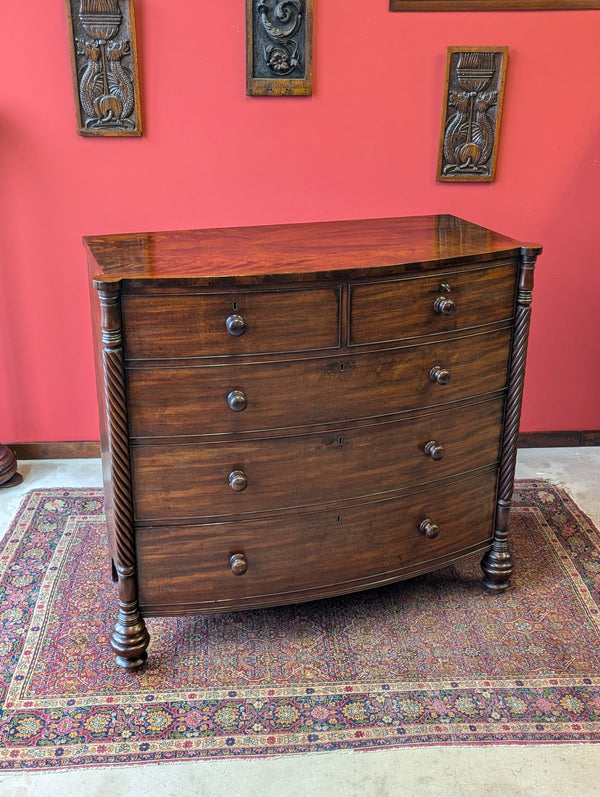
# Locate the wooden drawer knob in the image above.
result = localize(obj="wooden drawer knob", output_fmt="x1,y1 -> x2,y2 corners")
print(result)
424,440 -> 445,460
227,390 -> 248,412
228,470 -> 248,491
225,313 -> 247,337
433,296 -> 456,316
230,552 -> 248,575
429,366 -> 451,385
419,519 -> 440,539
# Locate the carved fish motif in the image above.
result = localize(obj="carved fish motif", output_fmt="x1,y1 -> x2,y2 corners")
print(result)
443,91 -> 470,166
69,0 -> 140,133
107,40 -> 134,119
443,78 -> 498,175
471,92 -> 497,165
75,5 -> 135,129
76,38 -> 102,121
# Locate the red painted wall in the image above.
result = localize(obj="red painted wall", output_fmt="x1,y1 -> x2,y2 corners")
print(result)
1,2 -> 599,443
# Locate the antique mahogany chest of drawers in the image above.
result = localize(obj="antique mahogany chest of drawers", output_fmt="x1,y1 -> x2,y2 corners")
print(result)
86,215 -> 541,668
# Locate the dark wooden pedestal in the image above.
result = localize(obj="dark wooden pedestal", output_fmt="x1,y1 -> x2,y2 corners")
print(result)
0,444 -> 22,488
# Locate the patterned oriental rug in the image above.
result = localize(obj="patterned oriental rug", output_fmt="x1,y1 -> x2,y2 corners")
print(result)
1,482 -> 600,770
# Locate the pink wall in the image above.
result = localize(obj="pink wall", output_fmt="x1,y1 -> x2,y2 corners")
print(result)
1,2 -> 599,443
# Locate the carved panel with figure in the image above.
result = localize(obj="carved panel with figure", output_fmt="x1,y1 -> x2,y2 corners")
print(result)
246,0 -> 313,96
66,0 -> 142,136
437,47 -> 508,183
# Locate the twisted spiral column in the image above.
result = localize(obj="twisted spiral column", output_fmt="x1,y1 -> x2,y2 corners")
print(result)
482,249 -> 539,592
99,285 -> 149,668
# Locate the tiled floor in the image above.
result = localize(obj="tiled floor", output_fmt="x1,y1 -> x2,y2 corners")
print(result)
0,448 -> 599,796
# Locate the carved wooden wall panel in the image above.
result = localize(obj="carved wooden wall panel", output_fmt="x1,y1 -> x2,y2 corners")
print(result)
391,0 -> 599,9
66,0 -> 142,136
437,47 -> 508,183
246,0 -> 313,96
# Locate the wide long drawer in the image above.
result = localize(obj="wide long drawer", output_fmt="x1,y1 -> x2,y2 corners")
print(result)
349,261 -> 517,345
121,286 -> 342,360
126,328 -> 511,438
130,398 -> 504,521
135,470 -> 498,614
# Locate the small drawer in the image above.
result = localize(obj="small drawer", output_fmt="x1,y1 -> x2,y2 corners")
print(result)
121,286 -> 342,360
135,470 -> 497,613
349,262 -> 517,345
126,328 -> 512,438
130,397 -> 504,521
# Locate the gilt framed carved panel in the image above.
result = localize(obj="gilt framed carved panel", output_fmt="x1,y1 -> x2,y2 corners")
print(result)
66,0 -> 142,136
437,47 -> 508,183
246,0 -> 313,96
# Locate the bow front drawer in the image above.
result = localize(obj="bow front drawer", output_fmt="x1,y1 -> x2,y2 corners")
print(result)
129,397 -> 504,521
121,286 -> 342,359
126,328 -> 511,438
349,261 -> 517,345
135,470 -> 497,614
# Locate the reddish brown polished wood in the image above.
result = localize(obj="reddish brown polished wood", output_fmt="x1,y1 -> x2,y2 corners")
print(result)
136,471 -> 499,614
86,215 -> 531,283
125,328 -> 512,439
86,214 -> 541,668
129,398 -> 505,522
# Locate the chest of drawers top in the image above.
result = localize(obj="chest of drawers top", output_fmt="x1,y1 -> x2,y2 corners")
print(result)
85,214 -> 538,289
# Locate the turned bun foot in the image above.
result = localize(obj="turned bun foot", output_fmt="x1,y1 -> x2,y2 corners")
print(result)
111,566 -> 150,669
111,616 -> 150,669
481,549 -> 513,592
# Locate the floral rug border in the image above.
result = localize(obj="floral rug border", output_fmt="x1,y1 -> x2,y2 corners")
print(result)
1,481 -> 599,770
